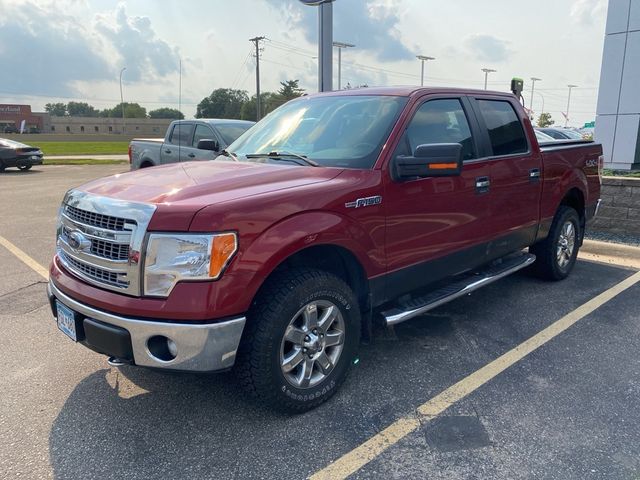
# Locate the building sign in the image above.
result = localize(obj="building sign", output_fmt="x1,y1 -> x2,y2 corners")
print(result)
0,105 -> 24,114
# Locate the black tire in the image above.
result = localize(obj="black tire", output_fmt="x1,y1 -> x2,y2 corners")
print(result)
18,164 -> 32,171
530,205 -> 581,280
236,268 -> 361,412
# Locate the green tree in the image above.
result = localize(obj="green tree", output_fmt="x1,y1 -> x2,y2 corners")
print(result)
148,107 -> 184,119
277,79 -> 305,100
100,102 -> 147,118
240,92 -> 282,121
66,101 -> 99,117
537,112 -> 555,128
45,102 -> 67,116
196,88 -> 249,119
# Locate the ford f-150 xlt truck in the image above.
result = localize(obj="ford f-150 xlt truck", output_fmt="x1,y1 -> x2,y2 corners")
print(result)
48,87 -> 602,412
128,119 -> 254,170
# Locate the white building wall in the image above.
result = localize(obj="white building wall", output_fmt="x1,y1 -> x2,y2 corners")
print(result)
595,0 -> 640,170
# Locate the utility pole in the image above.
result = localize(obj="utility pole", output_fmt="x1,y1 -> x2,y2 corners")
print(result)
333,41 -> 355,90
530,77 -> 541,114
119,67 -> 126,134
482,68 -> 496,90
566,84 -> 578,127
249,36 -> 265,120
416,55 -> 435,86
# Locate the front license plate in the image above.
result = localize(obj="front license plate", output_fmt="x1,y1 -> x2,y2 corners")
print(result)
56,301 -> 78,341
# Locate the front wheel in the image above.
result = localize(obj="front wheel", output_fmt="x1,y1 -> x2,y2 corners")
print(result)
530,205 -> 581,280
236,268 -> 361,412
17,164 -> 32,171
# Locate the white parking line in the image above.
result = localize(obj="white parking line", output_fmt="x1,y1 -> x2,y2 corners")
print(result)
310,270 -> 640,480
0,235 -> 49,280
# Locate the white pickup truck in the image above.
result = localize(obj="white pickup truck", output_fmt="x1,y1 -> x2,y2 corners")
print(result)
128,119 -> 254,170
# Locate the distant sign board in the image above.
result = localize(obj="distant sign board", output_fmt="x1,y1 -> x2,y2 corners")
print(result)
583,121 -> 595,128
0,105 -> 23,114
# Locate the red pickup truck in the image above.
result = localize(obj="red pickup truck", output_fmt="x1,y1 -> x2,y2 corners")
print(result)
48,87 -> 602,411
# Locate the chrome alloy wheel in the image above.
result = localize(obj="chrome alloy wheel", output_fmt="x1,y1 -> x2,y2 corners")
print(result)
279,300 -> 345,389
556,220 -> 576,268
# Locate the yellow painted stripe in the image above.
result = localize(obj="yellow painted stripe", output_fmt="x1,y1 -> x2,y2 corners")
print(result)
310,270 -> 640,480
0,235 -> 49,280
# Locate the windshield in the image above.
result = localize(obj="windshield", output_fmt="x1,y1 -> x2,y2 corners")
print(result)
227,95 -> 407,169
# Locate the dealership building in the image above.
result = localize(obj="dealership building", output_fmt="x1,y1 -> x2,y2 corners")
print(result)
0,104 -> 172,136
596,0 -> 640,170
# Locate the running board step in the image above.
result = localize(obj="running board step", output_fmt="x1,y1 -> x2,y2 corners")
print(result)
381,252 -> 536,326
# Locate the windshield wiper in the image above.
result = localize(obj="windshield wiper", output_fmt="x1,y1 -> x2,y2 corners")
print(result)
245,151 -> 319,167
220,149 -> 239,161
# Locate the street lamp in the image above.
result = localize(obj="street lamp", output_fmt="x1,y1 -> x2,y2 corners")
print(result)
566,84 -> 578,127
416,55 -> 435,87
333,41 -> 355,90
482,68 -> 496,90
530,77 -> 541,113
119,67 -> 127,134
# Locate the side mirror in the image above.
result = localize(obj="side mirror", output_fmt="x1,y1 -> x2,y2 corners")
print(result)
393,143 -> 463,180
197,139 -> 220,152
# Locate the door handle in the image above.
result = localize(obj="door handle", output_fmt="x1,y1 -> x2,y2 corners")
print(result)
164,149 -> 172,154
529,168 -> 541,183
188,153 -> 196,158
475,176 -> 490,194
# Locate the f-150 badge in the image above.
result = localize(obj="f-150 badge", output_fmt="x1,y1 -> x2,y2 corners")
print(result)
345,196 -> 382,209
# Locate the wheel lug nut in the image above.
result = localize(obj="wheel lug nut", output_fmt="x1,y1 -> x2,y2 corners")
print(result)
303,347 -> 307,352
304,335 -> 310,341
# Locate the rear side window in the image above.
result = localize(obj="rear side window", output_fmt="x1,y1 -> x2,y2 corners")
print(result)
168,123 -> 194,146
401,99 -> 475,160
477,100 -> 528,156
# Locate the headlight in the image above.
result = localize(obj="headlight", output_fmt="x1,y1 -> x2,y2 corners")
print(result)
144,232 -> 237,297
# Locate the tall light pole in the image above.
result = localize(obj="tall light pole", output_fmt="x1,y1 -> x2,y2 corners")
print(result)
299,0 -> 334,92
249,36 -> 265,120
530,77 -> 541,113
482,68 -> 496,90
333,41 -> 355,90
119,67 -> 126,134
416,55 -> 435,86
566,84 -> 578,127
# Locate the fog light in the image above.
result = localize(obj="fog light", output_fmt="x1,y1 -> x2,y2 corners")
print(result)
147,335 -> 177,362
167,338 -> 178,357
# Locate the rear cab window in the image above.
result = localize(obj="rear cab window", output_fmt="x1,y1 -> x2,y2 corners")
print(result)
476,100 -> 528,156
168,122 -> 195,146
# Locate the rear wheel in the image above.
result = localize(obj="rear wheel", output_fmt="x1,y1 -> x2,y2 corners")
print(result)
236,268 -> 360,412
530,206 -> 580,280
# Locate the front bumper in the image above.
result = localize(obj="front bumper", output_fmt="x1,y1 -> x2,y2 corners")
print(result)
48,280 -> 246,372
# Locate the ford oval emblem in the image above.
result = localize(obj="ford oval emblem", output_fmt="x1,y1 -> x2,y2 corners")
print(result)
68,231 -> 92,252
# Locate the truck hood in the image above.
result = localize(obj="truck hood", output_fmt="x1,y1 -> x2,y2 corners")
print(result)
78,160 -> 344,229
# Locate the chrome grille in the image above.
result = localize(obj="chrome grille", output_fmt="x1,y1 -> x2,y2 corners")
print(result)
91,238 -> 130,261
65,204 -> 130,231
57,190 -> 156,296
60,251 -> 128,288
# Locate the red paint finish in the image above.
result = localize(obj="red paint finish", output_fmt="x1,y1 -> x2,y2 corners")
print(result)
50,87 -> 602,322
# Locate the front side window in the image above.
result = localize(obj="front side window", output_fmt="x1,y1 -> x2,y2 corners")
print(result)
228,95 -> 407,169
478,100 -> 528,156
193,124 -> 215,148
216,123 -> 253,146
399,98 -> 475,160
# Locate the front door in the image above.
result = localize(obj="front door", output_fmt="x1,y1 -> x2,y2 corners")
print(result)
382,96 -> 495,299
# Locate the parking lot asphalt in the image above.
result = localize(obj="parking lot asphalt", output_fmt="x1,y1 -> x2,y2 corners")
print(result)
1,165 -> 639,480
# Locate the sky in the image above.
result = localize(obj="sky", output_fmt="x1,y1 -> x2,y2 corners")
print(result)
0,0 -> 608,127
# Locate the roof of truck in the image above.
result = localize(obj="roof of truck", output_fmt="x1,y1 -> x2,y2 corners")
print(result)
304,86 -> 515,98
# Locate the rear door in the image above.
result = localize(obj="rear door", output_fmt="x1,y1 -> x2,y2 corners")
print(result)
469,96 -> 543,257
161,122 -> 195,165
382,96 -> 496,299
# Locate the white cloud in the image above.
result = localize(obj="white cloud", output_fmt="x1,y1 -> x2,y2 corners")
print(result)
464,34 -> 514,63
571,0 -> 608,26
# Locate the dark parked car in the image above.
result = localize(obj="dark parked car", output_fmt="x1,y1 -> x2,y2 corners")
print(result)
0,138 -> 44,171
537,127 -> 585,140
3,125 -> 19,134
